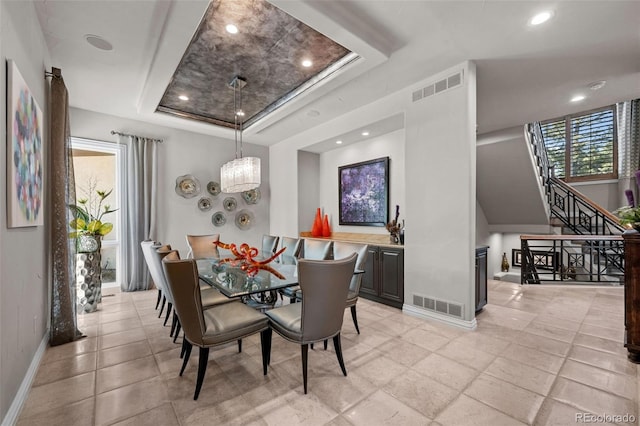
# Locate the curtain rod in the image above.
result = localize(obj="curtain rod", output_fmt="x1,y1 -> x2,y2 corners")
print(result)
111,130 -> 163,143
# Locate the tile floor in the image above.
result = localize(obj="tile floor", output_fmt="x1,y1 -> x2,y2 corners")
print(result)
16,280 -> 639,425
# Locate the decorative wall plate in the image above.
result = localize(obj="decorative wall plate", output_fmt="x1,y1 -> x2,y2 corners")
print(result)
207,181 -> 221,196
198,197 -> 213,211
175,174 -> 201,198
242,188 -> 261,204
235,209 -> 254,230
211,211 -> 226,227
223,197 -> 237,212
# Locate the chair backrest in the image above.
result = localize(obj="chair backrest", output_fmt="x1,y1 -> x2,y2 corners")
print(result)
162,251 -> 206,346
333,242 -> 369,293
151,245 -> 178,304
141,240 -> 165,292
299,253 -> 357,342
261,235 -> 279,255
301,239 -> 332,260
186,234 -> 220,259
279,236 -> 302,264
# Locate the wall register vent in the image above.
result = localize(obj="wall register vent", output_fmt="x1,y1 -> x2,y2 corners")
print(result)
411,70 -> 464,103
412,294 -> 464,319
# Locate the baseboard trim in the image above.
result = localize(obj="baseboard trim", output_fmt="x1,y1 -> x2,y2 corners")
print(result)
2,330 -> 49,426
402,304 -> 478,330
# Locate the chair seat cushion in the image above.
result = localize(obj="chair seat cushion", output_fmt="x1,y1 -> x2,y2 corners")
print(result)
265,303 -> 302,342
201,288 -> 234,307
201,302 -> 268,345
279,285 -> 300,298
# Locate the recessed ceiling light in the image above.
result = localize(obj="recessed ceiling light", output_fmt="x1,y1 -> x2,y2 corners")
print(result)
236,109 -> 245,117
226,24 -> 238,34
84,34 -> 113,51
571,94 -> 586,102
361,131 -> 370,136
336,140 -> 343,145
589,80 -> 606,91
529,11 -> 553,26
178,95 -> 189,101
302,59 -> 313,68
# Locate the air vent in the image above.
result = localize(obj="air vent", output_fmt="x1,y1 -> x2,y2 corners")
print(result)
413,293 -> 464,319
411,70 -> 464,103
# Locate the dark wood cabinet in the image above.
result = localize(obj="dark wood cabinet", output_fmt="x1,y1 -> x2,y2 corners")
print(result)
360,245 -> 404,309
475,246 -> 488,312
623,231 -> 640,363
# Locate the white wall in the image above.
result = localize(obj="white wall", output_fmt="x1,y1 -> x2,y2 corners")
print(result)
70,108 -> 270,255
318,130 -> 405,234
0,1 -> 50,421
297,151 -> 320,234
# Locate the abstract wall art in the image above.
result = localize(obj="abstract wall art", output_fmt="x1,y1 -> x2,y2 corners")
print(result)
338,157 -> 389,226
7,59 -> 44,227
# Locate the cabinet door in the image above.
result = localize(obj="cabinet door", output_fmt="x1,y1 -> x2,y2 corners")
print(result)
475,248 -> 487,312
379,247 -> 404,304
360,247 -> 378,297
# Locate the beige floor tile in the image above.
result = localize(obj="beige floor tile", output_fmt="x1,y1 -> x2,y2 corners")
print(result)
180,394 -> 263,426
578,323 -> 624,343
533,398 -> 616,426
351,353 -> 408,387
111,402 -> 180,426
451,332 -> 511,356
383,370 -> 459,419
97,340 -> 153,369
401,328 -> 452,352
375,337 -> 431,367
97,308 -> 139,324
343,389 -> 431,425
464,374 -> 544,424
41,337 -> 98,364
567,345 -> 637,376
558,359 -> 637,400
550,377 -> 637,418
524,321 -> 577,343
309,369 -> 376,413
412,353 -> 479,391
476,304 -> 536,331
501,342 -> 565,375
435,394 -> 526,426
99,318 -> 143,336
17,397 -> 95,426
98,327 -> 147,350
96,355 -> 160,394
94,377 -> 170,425
516,331 -> 571,357
484,356 -> 556,396
255,389 -> 339,426
572,333 -> 628,356
436,340 -> 497,371
32,352 -> 97,386
20,372 -> 95,418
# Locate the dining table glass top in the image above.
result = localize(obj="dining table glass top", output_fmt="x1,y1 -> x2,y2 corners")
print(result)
196,256 -> 299,298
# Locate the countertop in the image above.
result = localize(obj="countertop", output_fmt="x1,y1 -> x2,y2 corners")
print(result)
299,232 -> 404,249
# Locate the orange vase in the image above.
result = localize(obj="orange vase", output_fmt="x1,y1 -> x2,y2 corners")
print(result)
311,208 -> 322,237
322,214 -> 331,237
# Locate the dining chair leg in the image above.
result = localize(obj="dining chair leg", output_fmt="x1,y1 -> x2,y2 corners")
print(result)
180,342 -> 193,376
158,296 -> 166,318
180,338 -> 188,359
173,319 -> 182,343
155,289 -> 162,310
237,339 -> 242,353
260,328 -> 272,375
301,344 -> 309,394
163,303 -> 173,326
350,305 -> 360,334
194,347 -> 210,400
323,340 -> 328,350
333,333 -> 347,377
170,312 -> 177,337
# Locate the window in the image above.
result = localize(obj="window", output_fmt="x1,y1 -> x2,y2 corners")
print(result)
540,106 -> 617,181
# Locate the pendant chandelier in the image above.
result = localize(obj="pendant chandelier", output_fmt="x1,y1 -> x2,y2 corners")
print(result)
220,76 -> 261,193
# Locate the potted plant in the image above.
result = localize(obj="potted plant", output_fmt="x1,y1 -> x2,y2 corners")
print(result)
68,188 -> 117,252
614,170 -> 640,232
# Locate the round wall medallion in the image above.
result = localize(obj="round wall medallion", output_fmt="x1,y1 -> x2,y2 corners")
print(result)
223,197 -> 237,211
207,181 -> 221,196
175,174 -> 201,198
211,211 -> 226,227
198,197 -> 213,211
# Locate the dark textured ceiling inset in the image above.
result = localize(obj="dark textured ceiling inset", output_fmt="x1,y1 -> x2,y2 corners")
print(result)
157,0 -> 352,129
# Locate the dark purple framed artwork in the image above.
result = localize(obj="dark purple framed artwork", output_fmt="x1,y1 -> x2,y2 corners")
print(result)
338,157 -> 389,226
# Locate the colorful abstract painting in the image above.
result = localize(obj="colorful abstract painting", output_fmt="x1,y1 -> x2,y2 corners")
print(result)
7,59 -> 44,227
339,157 -> 389,226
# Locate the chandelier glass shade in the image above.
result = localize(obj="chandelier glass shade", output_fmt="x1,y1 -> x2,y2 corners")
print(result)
220,76 -> 261,193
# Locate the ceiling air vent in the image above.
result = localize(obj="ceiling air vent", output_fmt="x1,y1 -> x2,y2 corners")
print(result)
411,70 -> 464,103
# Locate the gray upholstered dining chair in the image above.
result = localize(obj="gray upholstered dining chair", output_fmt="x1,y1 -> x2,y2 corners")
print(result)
151,246 -> 235,342
141,240 -> 173,324
140,240 -> 165,313
261,235 -> 280,255
185,234 -> 220,259
162,250 -> 272,400
265,253 -> 357,394
280,238 -> 332,302
278,236 -> 302,265
332,242 -> 369,334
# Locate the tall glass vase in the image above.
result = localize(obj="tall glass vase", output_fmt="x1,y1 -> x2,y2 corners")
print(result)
76,235 -> 103,313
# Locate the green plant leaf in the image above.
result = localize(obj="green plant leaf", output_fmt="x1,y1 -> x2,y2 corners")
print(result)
87,220 -> 102,233
97,223 -> 113,236
68,204 -> 90,222
70,218 -> 86,230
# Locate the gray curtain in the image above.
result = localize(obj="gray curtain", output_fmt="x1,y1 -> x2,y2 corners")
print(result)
119,135 -> 158,291
617,99 -> 640,207
49,68 -> 82,345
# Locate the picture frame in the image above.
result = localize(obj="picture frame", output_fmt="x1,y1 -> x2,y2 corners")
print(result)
7,59 -> 44,227
338,157 -> 389,226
